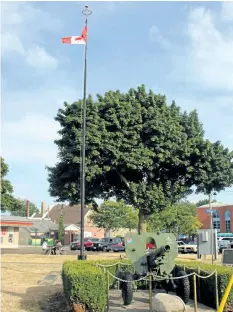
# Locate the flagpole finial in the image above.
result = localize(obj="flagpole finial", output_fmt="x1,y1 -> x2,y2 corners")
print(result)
82,5 -> 92,17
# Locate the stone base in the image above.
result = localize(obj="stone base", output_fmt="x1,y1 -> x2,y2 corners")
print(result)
152,293 -> 186,312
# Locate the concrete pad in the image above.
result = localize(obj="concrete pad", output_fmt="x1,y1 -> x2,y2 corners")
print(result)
109,290 -> 215,312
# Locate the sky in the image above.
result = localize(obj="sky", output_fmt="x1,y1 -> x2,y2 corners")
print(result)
1,1 -> 233,209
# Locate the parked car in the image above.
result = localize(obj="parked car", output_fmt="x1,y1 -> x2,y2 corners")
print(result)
218,240 -> 231,253
70,238 -> 100,251
92,237 -> 124,252
178,241 -> 197,254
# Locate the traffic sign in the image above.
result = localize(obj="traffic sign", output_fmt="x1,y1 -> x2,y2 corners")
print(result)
205,209 -> 217,214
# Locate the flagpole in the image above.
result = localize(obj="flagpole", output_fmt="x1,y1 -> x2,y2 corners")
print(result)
78,5 -> 92,260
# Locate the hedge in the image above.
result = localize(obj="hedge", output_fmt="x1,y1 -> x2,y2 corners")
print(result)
62,259 -> 233,312
175,260 -> 233,311
62,259 -> 131,311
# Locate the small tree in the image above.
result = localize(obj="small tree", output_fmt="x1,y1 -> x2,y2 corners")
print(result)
1,157 -> 14,212
58,215 -> 65,243
89,200 -> 138,237
196,199 -> 217,207
147,201 -> 201,237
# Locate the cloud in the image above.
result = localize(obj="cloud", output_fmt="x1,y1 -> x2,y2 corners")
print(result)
169,4 -> 233,91
25,46 -> 58,70
221,2 -> 233,21
2,114 -> 60,165
1,32 -> 25,56
149,25 -> 170,49
1,2 -> 60,70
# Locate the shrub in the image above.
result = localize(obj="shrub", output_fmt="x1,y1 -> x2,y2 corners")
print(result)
62,258 -> 233,312
62,259 -> 131,311
175,260 -> 233,311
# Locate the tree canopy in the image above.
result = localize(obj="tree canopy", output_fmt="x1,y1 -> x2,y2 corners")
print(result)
196,198 -> 217,207
11,198 -> 39,216
89,200 -> 138,235
47,85 -> 233,232
147,201 -> 201,236
1,157 -> 39,215
1,157 -> 15,212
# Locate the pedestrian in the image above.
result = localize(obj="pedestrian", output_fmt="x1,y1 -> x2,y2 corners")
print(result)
42,240 -> 49,255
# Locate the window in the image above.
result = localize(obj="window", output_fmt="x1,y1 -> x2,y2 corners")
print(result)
225,211 -> 231,233
8,233 -> 13,243
213,210 -> 220,232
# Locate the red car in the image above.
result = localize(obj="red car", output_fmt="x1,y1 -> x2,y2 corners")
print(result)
146,243 -> 155,249
70,238 -> 100,251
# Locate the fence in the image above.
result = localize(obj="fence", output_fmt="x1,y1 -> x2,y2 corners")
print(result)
97,262 -> 219,312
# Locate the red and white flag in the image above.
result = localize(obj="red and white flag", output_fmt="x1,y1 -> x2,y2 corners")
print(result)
62,26 -> 87,45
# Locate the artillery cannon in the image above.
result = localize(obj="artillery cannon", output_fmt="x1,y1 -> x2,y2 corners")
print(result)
116,232 -> 190,305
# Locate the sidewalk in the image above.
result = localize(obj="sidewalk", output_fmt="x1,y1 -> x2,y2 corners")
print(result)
109,290 -> 215,311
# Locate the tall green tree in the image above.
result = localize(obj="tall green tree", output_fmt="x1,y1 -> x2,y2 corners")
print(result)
89,200 -> 138,236
47,85 -> 233,233
11,198 -> 39,216
193,140 -> 233,196
147,201 -> 201,236
196,199 -> 217,207
1,157 -> 14,212
58,214 -> 65,243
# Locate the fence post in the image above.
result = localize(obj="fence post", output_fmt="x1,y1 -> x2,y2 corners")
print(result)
197,266 -> 201,302
149,274 -> 153,312
106,270 -> 109,312
215,271 -> 219,310
193,274 -> 198,312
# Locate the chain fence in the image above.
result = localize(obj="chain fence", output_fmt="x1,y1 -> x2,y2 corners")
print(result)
96,261 -> 219,312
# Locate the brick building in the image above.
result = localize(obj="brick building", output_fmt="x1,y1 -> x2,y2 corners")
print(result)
196,203 -> 233,233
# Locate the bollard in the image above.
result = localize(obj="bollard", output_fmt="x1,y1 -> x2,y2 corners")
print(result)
218,274 -> 233,312
149,274 -> 153,312
193,274 -> 198,312
106,270 -> 110,312
197,267 -> 201,302
215,271 -> 219,310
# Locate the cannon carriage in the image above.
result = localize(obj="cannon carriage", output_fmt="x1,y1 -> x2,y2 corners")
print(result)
116,232 -> 190,305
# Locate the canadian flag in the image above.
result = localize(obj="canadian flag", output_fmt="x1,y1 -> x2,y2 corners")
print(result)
62,26 -> 87,44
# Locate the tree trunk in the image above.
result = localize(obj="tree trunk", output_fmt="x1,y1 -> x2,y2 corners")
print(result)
104,229 -> 110,238
138,212 -> 147,234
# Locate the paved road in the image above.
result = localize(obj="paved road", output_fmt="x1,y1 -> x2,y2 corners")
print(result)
0,246 -> 119,256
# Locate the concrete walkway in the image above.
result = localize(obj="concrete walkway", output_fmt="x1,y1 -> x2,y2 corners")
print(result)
109,290 -> 215,312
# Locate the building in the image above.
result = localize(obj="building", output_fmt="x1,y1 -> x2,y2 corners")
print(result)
196,203 -> 233,233
0,216 -> 33,248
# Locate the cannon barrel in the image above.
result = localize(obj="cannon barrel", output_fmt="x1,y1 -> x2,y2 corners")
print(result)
148,244 -> 170,258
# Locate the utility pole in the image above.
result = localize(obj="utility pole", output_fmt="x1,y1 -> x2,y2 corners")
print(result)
209,193 -> 214,265
78,5 -> 92,260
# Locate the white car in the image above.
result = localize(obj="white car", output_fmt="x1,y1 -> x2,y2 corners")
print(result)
177,241 -> 197,254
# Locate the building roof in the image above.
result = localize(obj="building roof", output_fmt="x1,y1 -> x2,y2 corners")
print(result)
0,216 -> 33,227
48,204 -> 89,225
197,203 -> 233,209
29,220 -> 59,232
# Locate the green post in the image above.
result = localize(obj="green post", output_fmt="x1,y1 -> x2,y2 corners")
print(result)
106,270 -> 109,312
197,267 -> 201,301
193,274 -> 198,312
215,271 -> 219,309
149,274 -> 153,312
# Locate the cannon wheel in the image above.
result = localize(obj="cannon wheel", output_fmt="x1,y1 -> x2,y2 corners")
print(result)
121,272 -> 133,306
175,270 -> 190,304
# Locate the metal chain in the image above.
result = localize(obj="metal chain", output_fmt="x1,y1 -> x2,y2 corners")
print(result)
195,270 -> 216,279
152,272 -> 195,281
105,269 -> 216,283
106,270 -> 150,283
96,262 -> 131,268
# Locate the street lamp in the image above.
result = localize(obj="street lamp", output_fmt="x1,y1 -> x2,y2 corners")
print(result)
209,191 -> 217,264
78,5 -> 92,261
